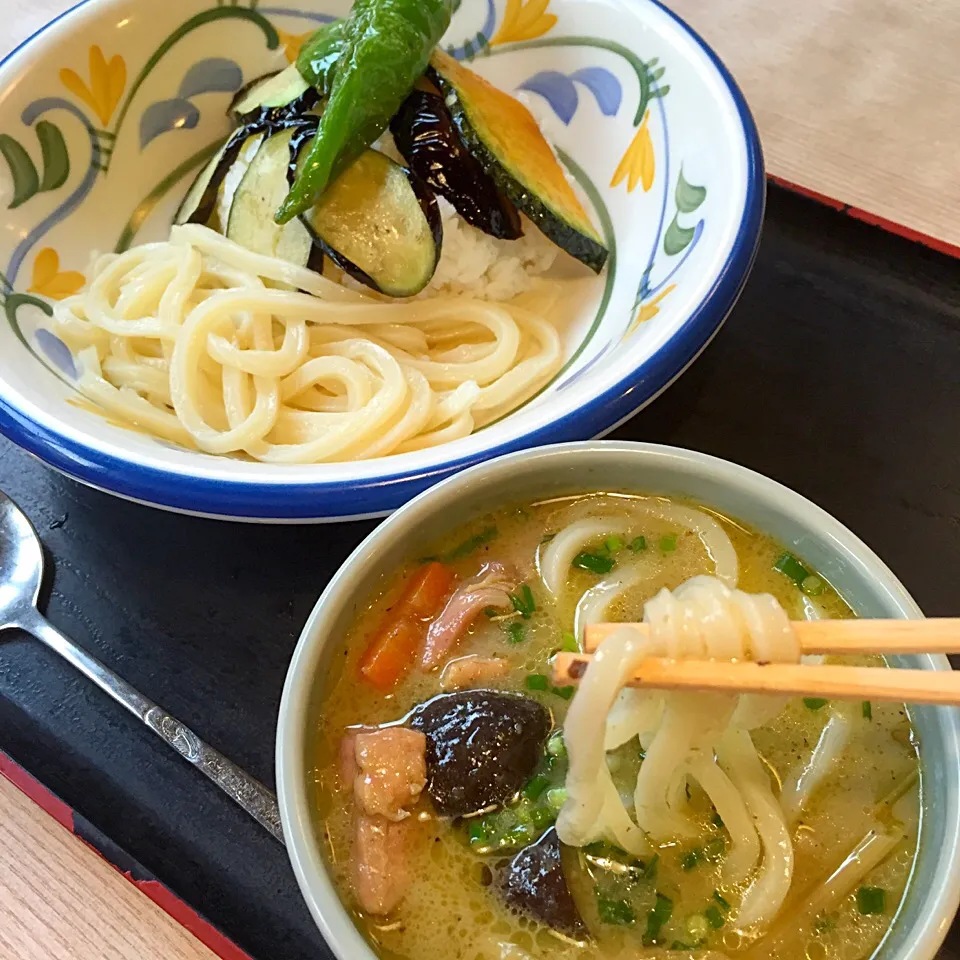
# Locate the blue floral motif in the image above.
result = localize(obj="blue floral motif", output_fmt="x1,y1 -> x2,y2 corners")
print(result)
446,0 -> 497,60
35,328 -> 77,378
140,57 -> 243,149
517,67 -> 621,125
140,100 -> 200,148
177,57 -> 244,99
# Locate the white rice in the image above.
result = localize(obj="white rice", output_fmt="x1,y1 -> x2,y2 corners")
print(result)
422,198 -> 558,300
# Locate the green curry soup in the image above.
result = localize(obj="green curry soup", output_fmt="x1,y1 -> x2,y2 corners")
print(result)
309,494 -> 919,960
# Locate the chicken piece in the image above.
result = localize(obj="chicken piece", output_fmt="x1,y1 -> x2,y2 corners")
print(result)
421,562 -> 518,669
339,725 -> 378,791
353,815 -> 412,915
354,727 -> 427,821
440,655 -> 510,691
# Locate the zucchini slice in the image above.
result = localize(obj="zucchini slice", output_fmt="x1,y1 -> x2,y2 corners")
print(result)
390,89 -> 522,240
226,125 -> 322,272
429,49 -> 608,273
293,137 -> 442,298
175,128 -> 252,229
228,64 -> 318,125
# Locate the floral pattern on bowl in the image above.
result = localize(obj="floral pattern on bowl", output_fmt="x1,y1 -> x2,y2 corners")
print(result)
0,0 -> 763,520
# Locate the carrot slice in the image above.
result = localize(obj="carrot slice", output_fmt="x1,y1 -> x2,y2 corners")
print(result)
357,562 -> 456,690
359,618 -> 423,691
401,561 -> 456,620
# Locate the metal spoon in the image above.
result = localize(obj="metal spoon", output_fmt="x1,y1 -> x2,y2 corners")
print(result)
0,490 -> 283,842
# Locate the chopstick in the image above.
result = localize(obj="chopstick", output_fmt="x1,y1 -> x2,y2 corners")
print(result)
583,618 -> 960,655
550,653 -> 960,706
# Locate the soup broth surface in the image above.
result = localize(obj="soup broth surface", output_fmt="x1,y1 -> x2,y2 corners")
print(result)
310,494 -> 920,960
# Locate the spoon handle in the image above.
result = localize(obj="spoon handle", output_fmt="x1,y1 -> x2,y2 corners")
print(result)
20,610 -> 284,843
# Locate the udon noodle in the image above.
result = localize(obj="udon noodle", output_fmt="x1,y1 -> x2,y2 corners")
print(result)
52,225 -> 563,462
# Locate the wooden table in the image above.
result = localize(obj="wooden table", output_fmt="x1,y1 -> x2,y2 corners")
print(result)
0,773 -> 216,960
3,1 -> 959,959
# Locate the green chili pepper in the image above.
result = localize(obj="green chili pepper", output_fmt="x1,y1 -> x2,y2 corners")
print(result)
295,20 -> 348,94
278,0 -> 457,223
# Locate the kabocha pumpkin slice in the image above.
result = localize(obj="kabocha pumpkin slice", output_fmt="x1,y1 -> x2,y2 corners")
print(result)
429,49 -> 608,273
292,136 -> 442,298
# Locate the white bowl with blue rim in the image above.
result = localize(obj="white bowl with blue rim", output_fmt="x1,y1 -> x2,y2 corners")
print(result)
276,441 -> 960,960
0,0 -> 763,521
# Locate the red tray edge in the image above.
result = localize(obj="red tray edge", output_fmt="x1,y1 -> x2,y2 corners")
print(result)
771,175 -> 960,260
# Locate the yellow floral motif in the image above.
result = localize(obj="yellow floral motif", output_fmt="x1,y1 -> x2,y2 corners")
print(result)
491,0 -> 557,45
611,111 -> 655,194
28,248 -> 86,301
276,28 -> 313,64
60,46 -> 127,127
626,284 -> 675,338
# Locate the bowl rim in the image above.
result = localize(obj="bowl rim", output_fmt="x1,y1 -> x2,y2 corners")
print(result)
276,440 -> 960,960
0,0 -> 765,521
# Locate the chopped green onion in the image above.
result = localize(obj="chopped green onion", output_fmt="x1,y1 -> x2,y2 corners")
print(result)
483,607 -> 497,618
573,551 -> 616,575
801,575 -> 825,596
604,535 -> 625,553
643,892 -> 673,945
523,774 -> 551,801
643,853 -> 659,881
551,685 -> 575,700
506,622 -> 526,644
804,697 -> 829,711
856,886 -> 886,915
681,849 -> 701,871
525,673 -> 549,691
467,820 -> 488,845
510,584 -> 536,619
597,896 -> 635,926
489,809 -> 517,834
659,534 -> 678,553
513,799 -> 535,823
443,525 -> 498,562
813,912 -> 837,934
547,732 -> 566,757
669,942 -> 695,951
862,700 -> 873,720
712,891 -> 730,911
560,631 -> 580,652
629,535 -> 648,552
711,812 -> 725,829
531,806 -> 555,830
686,913 -> 710,941
704,904 -> 725,929
546,787 -> 568,811
774,551 -> 810,586
508,823 -> 536,846
703,836 -> 726,861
